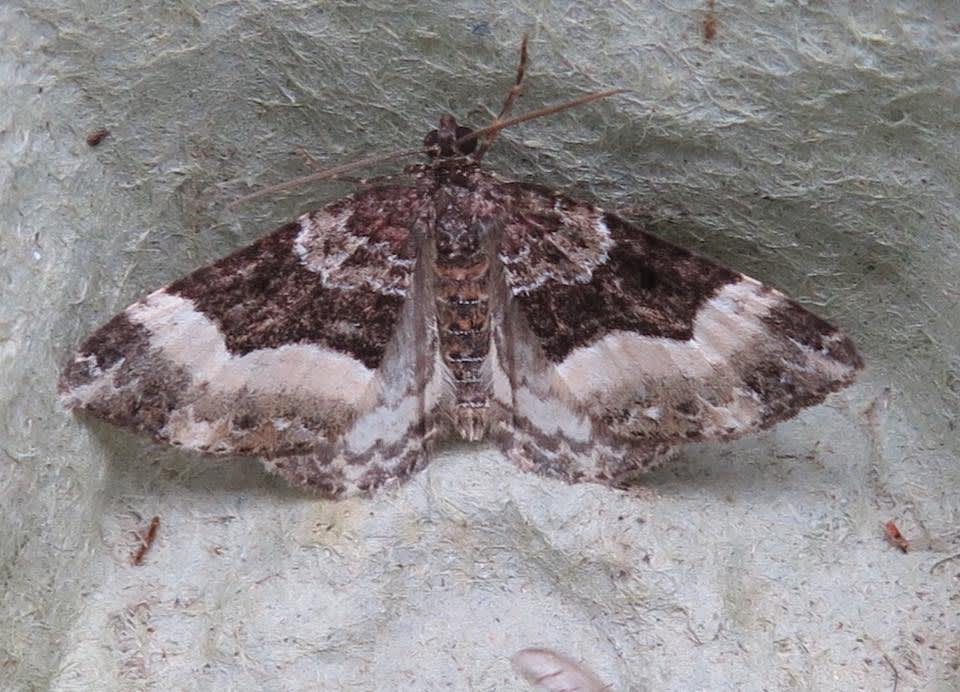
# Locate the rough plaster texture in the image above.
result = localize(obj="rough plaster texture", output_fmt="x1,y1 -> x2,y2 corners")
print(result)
2,1 -> 959,690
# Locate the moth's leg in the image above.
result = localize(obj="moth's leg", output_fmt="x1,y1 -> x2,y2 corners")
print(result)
476,33 -> 530,159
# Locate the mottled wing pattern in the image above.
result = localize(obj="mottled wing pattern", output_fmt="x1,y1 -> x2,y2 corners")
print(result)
493,181 -> 863,486
60,186 -> 439,497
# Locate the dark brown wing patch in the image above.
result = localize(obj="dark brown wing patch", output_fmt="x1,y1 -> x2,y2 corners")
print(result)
168,221 -> 400,369
498,185 -> 739,362
169,186 -> 425,369
60,313 -> 193,435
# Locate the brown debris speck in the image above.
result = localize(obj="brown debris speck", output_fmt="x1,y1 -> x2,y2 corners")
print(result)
884,520 -> 909,553
131,516 -> 161,565
86,128 -> 110,146
703,0 -> 718,43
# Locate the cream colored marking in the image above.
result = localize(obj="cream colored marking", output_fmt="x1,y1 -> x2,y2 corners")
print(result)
295,211 -> 413,296
294,210 -> 359,276
344,395 -> 418,454
127,291 -> 373,405
163,407 -> 228,449
556,279 -> 782,399
515,386 -> 591,443
424,346 -> 448,410
703,388 -> 763,434
488,336 -> 512,407
505,213 -> 614,295
73,353 -> 102,377
595,215 -> 612,253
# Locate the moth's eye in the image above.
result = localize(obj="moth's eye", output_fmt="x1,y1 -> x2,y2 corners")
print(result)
423,130 -> 441,157
456,126 -> 477,155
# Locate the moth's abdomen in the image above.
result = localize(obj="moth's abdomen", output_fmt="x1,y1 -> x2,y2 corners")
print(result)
434,256 -> 492,441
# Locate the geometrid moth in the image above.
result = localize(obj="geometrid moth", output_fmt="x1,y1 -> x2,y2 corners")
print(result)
60,39 -> 862,498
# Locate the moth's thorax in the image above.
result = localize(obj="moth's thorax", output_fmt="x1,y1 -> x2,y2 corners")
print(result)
431,185 -> 495,441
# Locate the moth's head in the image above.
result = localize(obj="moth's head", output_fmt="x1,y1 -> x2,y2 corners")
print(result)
423,114 -> 478,159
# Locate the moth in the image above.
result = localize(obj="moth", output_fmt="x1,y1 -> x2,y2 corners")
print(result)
59,39 -> 863,498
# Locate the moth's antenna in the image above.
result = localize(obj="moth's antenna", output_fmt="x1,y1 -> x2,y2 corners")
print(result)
460,87 -> 630,153
475,33 -> 530,159
228,35 -> 627,208
228,145 -> 434,208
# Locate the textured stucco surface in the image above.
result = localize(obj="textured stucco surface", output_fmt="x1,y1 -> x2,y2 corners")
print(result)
1,1 -> 958,690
